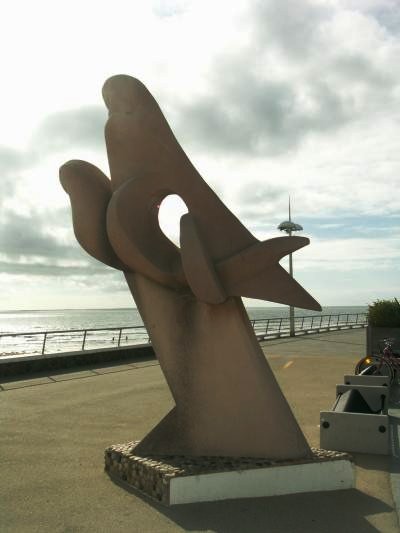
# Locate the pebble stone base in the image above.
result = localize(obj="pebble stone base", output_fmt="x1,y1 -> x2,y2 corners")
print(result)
105,441 -> 354,506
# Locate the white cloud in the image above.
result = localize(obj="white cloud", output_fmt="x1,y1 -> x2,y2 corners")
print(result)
296,236 -> 400,271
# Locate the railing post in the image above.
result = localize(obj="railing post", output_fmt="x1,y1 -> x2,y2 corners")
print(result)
117,328 -> 122,347
42,332 -> 47,356
265,319 -> 269,334
81,330 -> 87,351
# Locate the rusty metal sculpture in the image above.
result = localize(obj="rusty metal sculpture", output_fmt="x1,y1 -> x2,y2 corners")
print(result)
60,75 -> 321,460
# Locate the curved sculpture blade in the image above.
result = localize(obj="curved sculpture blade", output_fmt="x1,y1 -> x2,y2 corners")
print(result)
180,213 -> 227,304
60,160 -> 127,271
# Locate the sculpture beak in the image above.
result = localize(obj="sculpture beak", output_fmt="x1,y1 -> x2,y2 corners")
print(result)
215,237 -> 322,311
180,213 -> 321,311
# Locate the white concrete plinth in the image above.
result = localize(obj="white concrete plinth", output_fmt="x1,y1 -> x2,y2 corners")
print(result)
168,457 -> 354,505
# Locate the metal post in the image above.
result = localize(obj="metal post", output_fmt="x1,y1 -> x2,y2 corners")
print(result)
117,328 -> 122,347
42,332 -> 47,356
81,330 -> 87,351
288,251 -> 295,336
277,197 -> 303,337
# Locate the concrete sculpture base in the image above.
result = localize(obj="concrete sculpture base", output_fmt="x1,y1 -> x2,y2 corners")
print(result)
105,441 -> 354,506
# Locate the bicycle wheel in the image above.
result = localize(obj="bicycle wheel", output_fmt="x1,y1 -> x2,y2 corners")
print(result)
354,355 -> 395,383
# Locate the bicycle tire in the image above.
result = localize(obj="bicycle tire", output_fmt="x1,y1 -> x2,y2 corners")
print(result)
354,355 -> 395,383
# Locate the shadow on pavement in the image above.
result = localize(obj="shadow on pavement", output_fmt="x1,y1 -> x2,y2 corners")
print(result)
110,475 -> 391,533
0,354 -> 158,388
354,453 -> 392,473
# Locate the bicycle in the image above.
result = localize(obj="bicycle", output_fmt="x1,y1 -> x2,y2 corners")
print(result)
354,338 -> 400,384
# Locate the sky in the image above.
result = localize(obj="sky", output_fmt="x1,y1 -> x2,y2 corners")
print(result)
0,0 -> 399,311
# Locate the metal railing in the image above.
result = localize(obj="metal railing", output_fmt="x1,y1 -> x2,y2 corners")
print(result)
0,313 -> 367,358
251,312 -> 367,340
0,325 -> 149,358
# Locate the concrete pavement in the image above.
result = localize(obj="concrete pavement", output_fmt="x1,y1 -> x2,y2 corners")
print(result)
1,328 -> 399,532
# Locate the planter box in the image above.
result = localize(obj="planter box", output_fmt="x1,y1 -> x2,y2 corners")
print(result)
366,326 -> 400,356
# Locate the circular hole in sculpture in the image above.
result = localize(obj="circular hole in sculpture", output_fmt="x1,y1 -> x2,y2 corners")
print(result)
157,194 -> 188,247
378,425 -> 386,433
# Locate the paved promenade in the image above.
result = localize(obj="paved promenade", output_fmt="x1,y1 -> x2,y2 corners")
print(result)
1,328 -> 399,532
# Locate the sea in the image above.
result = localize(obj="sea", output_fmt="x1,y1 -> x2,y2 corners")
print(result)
0,305 -> 367,335
0,306 -> 367,357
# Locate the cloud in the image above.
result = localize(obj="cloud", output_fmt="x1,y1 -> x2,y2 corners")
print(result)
234,183 -> 288,225
177,70 -> 351,156
0,206 -> 116,282
33,106 -> 107,153
172,0 -> 399,158
0,146 -> 23,175
0,260 -> 106,277
0,146 -> 29,202
295,235 -> 400,272
250,0 -> 329,61
367,1 -> 400,35
152,0 -> 189,17
0,209 -> 74,259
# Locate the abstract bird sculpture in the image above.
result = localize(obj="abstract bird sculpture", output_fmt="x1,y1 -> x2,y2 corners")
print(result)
60,75 -> 321,460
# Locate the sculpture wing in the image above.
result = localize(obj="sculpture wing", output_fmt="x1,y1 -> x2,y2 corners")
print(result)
60,160 -> 127,271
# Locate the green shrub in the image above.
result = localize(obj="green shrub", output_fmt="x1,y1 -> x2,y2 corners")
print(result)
368,298 -> 400,327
